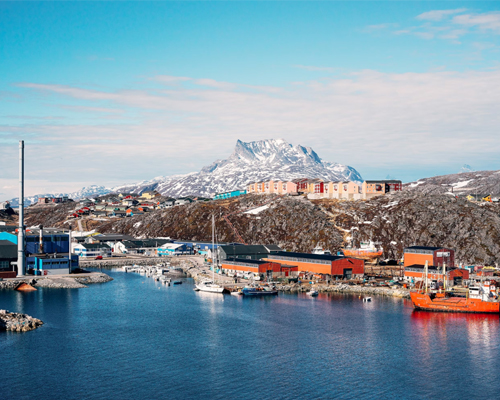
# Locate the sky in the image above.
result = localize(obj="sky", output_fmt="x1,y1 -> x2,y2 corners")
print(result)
1,1 -> 500,200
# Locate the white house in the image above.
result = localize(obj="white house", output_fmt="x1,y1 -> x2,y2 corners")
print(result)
73,243 -> 112,258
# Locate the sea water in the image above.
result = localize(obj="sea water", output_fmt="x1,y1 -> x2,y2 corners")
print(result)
1,269 -> 499,400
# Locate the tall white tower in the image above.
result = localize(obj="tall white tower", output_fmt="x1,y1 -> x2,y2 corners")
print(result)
17,140 -> 25,276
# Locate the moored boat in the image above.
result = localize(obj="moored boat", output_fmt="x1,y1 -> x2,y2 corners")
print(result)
242,286 -> 278,296
307,290 -> 319,297
410,283 -> 500,313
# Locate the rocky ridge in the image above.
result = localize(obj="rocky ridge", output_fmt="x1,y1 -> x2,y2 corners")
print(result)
405,170 -> 500,197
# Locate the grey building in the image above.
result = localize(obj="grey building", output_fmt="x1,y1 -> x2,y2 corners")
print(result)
218,244 -> 283,261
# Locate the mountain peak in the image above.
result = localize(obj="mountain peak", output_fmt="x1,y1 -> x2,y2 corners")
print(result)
11,139 -> 363,204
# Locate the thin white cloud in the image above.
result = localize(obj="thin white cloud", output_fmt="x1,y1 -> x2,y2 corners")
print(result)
154,75 -> 191,84
453,12 -> 500,33
416,8 -> 467,22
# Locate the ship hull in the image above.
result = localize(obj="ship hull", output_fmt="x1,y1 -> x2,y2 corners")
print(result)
342,249 -> 383,260
410,292 -> 500,313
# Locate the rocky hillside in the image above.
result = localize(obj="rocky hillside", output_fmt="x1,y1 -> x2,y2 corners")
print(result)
316,192 -> 500,265
16,192 -> 500,265
405,170 -> 500,197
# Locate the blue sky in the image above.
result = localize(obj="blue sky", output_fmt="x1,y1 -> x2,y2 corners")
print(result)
1,1 -> 500,199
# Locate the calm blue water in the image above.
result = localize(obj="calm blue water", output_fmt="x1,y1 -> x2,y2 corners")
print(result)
1,269 -> 499,400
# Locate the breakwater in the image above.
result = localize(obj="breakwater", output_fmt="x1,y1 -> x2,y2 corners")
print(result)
0,309 -> 43,332
0,273 -> 113,290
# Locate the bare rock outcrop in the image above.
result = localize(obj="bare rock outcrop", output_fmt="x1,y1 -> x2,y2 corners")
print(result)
0,310 -> 43,332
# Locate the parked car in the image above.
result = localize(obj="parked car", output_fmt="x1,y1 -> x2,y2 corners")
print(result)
95,255 -> 103,260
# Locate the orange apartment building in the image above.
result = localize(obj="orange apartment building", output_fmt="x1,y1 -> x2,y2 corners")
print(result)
247,178 -> 401,200
362,180 -> 402,200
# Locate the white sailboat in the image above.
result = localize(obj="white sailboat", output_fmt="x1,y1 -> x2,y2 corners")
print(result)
195,215 -> 225,293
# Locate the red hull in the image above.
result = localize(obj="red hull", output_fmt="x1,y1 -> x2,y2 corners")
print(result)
410,291 -> 500,313
342,249 -> 383,260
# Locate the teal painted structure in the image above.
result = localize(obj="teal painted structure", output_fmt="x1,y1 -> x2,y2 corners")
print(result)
213,190 -> 247,200
27,254 -> 79,275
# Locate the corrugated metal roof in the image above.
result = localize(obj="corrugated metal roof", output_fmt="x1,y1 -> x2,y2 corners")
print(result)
270,251 -> 345,262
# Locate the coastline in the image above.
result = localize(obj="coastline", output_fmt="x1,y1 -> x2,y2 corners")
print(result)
179,263 -> 411,299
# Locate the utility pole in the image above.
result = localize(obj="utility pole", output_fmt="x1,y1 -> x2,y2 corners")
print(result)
17,140 -> 26,276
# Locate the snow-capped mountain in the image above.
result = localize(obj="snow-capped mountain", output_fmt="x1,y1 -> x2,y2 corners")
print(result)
9,139 -> 363,204
112,139 -> 363,197
405,170 -> 500,196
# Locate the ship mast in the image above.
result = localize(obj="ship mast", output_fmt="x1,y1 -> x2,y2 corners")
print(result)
424,260 -> 428,293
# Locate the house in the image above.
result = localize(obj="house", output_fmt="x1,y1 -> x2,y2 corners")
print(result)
264,252 -> 364,279
213,190 -> 247,200
362,180 -> 402,200
0,201 -> 11,210
73,243 -> 112,258
293,178 -> 310,194
157,243 -> 193,256
140,190 -> 161,200
159,199 -> 176,208
114,239 -> 171,256
122,199 -> 139,207
38,197 -> 52,204
175,198 -> 193,206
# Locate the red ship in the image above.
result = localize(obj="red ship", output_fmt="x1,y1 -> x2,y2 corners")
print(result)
410,280 -> 500,313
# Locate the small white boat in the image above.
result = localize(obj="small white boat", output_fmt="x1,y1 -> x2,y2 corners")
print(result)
307,290 -> 319,297
363,297 -> 372,302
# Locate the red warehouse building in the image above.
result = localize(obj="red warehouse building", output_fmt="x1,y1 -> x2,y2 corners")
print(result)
221,258 -> 297,277
404,246 -> 455,268
264,252 -> 364,279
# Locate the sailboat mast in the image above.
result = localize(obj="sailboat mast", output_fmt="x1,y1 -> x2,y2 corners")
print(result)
212,214 -> 215,281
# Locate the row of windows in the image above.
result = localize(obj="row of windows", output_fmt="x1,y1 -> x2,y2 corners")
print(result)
405,250 -> 435,255
0,260 -> 11,270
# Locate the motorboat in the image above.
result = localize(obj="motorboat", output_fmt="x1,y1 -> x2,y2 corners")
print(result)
307,290 -> 319,297
242,285 -> 278,296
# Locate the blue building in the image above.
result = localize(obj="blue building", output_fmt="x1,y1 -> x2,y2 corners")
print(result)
0,228 -> 78,276
27,254 -> 79,276
213,190 -> 247,200
0,229 -> 70,254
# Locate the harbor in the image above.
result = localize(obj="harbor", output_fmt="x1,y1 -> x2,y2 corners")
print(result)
1,266 -> 499,400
